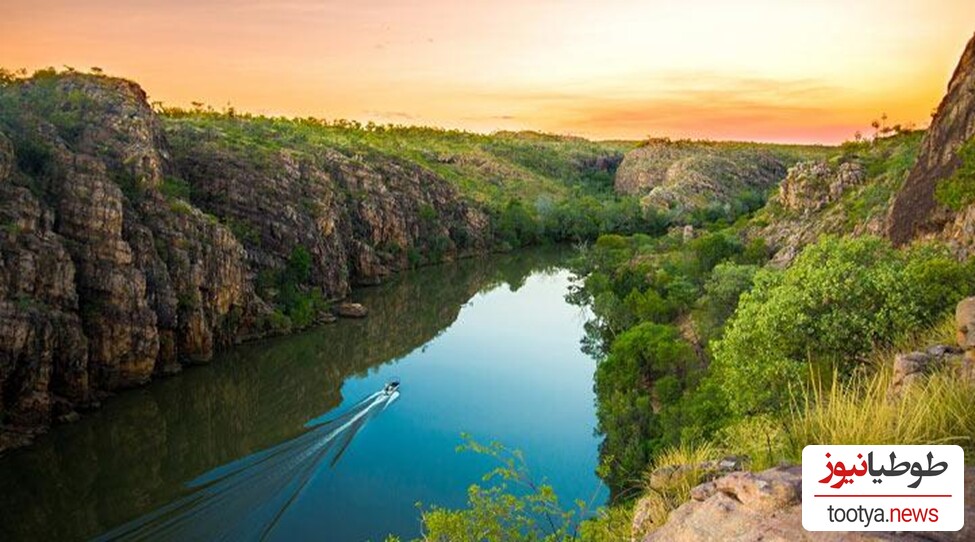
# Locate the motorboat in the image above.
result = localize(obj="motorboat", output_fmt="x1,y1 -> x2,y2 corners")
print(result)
383,379 -> 400,395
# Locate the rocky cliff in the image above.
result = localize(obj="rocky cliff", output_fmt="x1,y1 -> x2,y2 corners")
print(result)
614,139 -> 825,217
888,33 -> 975,246
0,73 -> 491,448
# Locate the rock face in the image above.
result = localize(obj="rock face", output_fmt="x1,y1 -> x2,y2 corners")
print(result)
888,33 -> 975,246
954,297 -> 975,379
889,345 -> 964,396
615,139 -> 791,214
641,466 -> 975,542
746,158 -> 873,266
776,161 -> 866,214
0,73 -> 490,447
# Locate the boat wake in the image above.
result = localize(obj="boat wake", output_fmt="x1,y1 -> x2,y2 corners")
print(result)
95,384 -> 401,541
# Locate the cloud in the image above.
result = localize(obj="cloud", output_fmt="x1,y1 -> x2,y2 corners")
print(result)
362,110 -> 417,121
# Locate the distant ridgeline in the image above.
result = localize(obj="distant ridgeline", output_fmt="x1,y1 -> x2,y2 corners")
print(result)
0,68 -> 827,449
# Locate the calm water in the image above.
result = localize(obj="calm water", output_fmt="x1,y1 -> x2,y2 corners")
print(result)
0,249 -> 605,541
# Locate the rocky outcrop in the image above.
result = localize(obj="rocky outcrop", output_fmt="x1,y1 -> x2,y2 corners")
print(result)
641,466 -> 975,541
615,139 -> 793,215
776,160 -> 865,214
168,129 -> 491,294
888,33 -> 975,245
0,73 -> 491,448
888,345 -> 964,395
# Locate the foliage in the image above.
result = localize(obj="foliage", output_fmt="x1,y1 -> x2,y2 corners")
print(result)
692,262 -> 758,344
710,236 -> 974,417
935,136 -> 975,211
161,176 -> 192,201
266,246 -> 326,328
414,436 -> 608,542
593,322 -> 696,493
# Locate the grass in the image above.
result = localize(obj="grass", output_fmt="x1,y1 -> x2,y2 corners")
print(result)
633,441 -> 720,536
786,366 -> 975,461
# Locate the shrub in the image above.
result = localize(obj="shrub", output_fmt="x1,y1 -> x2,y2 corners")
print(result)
934,136 -> 975,211
415,437 -> 600,542
634,442 -> 720,535
693,262 -> 758,344
711,236 -> 973,416
161,176 -> 192,200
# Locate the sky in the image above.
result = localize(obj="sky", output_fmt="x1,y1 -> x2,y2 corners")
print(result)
2,0 -> 973,143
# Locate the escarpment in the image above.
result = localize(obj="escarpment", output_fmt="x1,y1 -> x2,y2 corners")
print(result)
0,73 -> 490,448
888,32 -> 975,246
614,139 -> 812,216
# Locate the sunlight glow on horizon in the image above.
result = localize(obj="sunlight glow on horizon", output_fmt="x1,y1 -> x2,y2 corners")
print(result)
2,0 -> 973,143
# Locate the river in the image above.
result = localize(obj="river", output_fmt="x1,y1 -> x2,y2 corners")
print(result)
0,248 -> 606,541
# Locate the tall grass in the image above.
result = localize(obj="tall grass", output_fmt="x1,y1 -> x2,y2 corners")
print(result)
634,442 -> 719,536
785,365 -> 975,463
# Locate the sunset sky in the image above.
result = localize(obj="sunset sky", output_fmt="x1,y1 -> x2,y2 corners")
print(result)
3,0 -> 973,143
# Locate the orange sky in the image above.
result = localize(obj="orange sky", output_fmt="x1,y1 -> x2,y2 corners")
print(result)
2,0 -> 973,143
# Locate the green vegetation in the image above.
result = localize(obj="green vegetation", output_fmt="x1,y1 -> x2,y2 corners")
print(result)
712,236 -> 973,417
573,230 -> 973,497
935,136 -> 975,210
408,437 -> 596,542
256,246 -> 327,331
162,110 -> 633,205
162,109 -> 669,248
568,222 -> 769,491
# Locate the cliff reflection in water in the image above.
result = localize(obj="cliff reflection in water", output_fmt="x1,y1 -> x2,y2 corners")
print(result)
0,249 -> 567,542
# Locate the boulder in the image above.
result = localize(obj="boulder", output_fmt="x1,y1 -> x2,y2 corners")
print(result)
335,302 -> 368,318
642,466 -> 975,541
956,297 -> 975,350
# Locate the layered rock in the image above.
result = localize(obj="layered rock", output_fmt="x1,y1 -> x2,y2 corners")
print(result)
888,33 -> 975,245
776,160 -> 866,214
615,139 -> 792,214
168,131 -> 490,294
748,159 -> 872,265
0,73 -> 491,447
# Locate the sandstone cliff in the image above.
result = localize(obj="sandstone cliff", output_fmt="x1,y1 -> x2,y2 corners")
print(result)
0,73 -> 491,447
888,33 -> 975,246
614,139 -> 825,218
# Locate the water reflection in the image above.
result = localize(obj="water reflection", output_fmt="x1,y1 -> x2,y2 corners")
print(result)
0,249 -> 570,542
96,387 -> 401,542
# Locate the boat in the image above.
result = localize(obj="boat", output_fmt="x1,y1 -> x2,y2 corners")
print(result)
383,380 -> 400,395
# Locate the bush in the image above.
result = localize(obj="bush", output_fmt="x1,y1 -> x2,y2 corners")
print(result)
415,437 -> 603,542
693,262 -> 758,344
934,136 -> 975,211
634,442 -> 720,535
711,236 -> 973,416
